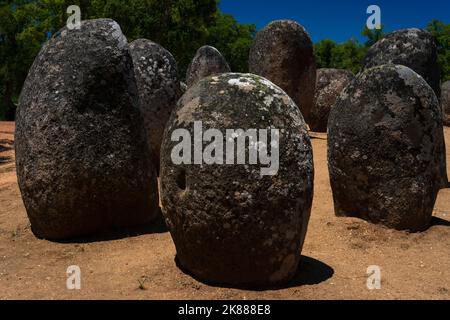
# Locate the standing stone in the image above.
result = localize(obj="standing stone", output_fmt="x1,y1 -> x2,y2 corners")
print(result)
129,39 -> 182,170
442,81 -> 450,126
310,69 -> 354,132
15,19 -> 159,240
161,73 -> 314,287
249,20 -> 316,123
328,65 -> 446,232
186,46 -> 231,88
363,28 -> 441,98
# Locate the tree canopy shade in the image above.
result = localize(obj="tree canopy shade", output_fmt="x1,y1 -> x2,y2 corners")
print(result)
0,0 -> 449,120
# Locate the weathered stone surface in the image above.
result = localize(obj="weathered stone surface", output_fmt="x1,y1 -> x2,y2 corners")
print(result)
328,65 -> 446,232
186,46 -> 230,88
310,69 -> 354,132
129,39 -> 182,170
161,73 -> 314,287
363,28 -> 441,97
180,81 -> 187,94
15,19 -> 159,240
442,81 -> 450,126
249,20 -> 316,123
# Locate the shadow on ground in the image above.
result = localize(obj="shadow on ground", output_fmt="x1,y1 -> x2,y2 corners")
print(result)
431,216 -> 450,227
0,139 -> 13,151
52,211 -> 169,244
175,255 -> 334,291
0,139 -> 13,164
0,156 -> 11,164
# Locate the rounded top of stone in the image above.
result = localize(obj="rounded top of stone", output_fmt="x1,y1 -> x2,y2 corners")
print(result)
360,64 -> 430,88
257,19 -> 313,44
364,28 -> 436,64
186,45 -> 230,87
51,18 -> 128,52
195,45 -> 222,54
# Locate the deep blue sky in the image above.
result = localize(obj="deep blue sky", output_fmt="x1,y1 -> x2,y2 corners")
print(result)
219,0 -> 450,43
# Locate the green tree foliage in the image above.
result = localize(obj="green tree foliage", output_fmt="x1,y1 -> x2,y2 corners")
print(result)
0,0 -> 49,119
314,39 -> 336,69
314,38 -> 366,74
330,39 -> 367,74
362,25 -> 385,47
207,13 -> 255,73
86,0 -> 219,77
0,0 -> 255,120
0,0 -> 96,120
427,20 -> 450,82
314,26 -> 385,74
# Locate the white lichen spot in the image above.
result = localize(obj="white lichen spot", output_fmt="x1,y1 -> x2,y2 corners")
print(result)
258,77 -> 284,95
351,150 -> 361,159
264,95 -> 274,107
228,78 -> 256,92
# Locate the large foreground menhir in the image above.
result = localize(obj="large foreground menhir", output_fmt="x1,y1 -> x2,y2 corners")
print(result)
15,19 -> 159,240
160,73 -> 314,287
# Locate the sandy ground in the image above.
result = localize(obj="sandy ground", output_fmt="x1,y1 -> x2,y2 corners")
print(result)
0,120 -> 449,300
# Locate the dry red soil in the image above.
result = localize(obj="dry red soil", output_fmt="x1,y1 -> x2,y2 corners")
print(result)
0,121 -> 449,300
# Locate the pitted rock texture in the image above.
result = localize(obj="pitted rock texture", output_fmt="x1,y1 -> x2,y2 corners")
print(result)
310,69 -> 354,132
442,81 -> 450,126
15,19 -> 159,240
161,73 -> 314,287
186,46 -> 231,88
363,28 -> 441,98
130,39 -> 182,170
328,65 -> 446,232
249,20 -> 316,123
